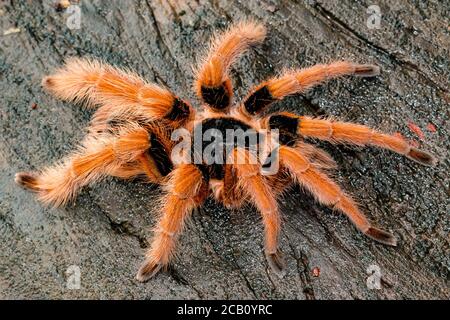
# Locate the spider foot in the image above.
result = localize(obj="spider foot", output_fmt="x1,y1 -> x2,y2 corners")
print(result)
407,147 -> 437,166
15,172 -> 39,191
136,259 -> 163,282
365,227 -> 398,247
354,64 -> 380,77
42,76 -> 55,89
266,249 -> 286,278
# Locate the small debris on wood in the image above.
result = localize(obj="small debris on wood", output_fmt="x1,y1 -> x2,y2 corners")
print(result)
407,121 -> 425,140
426,123 -> 437,133
54,0 -> 71,12
312,267 -> 320,277
3,27 -> 21,36
31,103 -> 38,110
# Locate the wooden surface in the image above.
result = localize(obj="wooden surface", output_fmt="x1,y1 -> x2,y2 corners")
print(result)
0,0 -> 448,299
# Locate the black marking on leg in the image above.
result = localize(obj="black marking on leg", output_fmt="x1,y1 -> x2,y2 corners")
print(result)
268,114 -> 300,146
165,98 -> 191,122
15,172 -> 39,191
209,164 -> 225,180
366,227 -> 397,246
200,82 -> 230,110
244,85 -> 275,115
266,249 -> 286,277
268,114 -> 299,135
354,64 -> 380,77
407,147 -> 437,166
147,135 -> 173,177
136,261 -> 163,282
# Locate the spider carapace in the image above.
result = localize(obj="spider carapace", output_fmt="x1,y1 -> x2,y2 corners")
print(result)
15,21 -> 437,282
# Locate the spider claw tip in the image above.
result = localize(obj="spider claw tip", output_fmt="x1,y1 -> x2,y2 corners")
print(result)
354,64 -> 380,77
42,76 -> 55,88
136,261 -> 163,283
407,147 -> 437,167
15,171 -> 39,191
366,227 -> 398,247
266,250 -> 287,278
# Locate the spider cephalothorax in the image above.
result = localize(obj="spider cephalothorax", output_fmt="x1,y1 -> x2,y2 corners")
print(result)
15,21 -> 437,282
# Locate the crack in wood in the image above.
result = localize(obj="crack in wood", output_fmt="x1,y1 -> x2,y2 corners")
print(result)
311,3 -> 448,93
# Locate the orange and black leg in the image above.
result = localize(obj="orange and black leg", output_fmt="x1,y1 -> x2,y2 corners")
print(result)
15,128 -> 168,207
279,146 -> 397,246
242,61 -> 380,115
136,164 -> 208,282
194,21 -> 266,112
42,57 -> 193,127
263,112 -> 436,166
297,116 -> 437,166
230,148 -> 285,276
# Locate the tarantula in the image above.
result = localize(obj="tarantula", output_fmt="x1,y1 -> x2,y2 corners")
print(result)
15,21 -> 436,282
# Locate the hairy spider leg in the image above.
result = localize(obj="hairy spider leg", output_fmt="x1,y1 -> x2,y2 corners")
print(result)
230,148 -> 286,276
136,164 -> 208,282
195,21 -> 266,112
15,127 -> 165,207
279,146 -> 397,246
242,61 -> 380,115
43,57 -> 193,127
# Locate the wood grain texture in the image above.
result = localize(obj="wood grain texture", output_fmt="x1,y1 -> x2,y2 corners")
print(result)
0,0 -> 448,299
